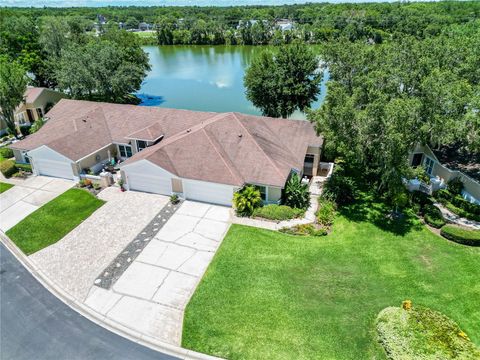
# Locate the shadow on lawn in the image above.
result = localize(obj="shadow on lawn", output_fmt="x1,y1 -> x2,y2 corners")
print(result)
338,194 -> 423,236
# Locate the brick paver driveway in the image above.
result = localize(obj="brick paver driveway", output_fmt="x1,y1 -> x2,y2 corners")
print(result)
84,201 -> 231,345
29,187 -> 169,301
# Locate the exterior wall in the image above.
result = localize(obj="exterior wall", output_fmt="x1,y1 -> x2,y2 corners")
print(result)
13,149 -> 25,163
408,144 -> 437,165
267,186 -> 282,204
27,145 -> 76,180
31,89 -> 66,113
306,145 -> 322,176
76,144 -> 117,174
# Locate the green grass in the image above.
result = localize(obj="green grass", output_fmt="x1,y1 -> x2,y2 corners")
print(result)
0,182 -> 13,193
182,198 -> 480,360
7,188 -> 105,255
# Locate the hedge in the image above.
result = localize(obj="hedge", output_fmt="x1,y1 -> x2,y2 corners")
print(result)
0,160 -> 17,178
0,147 -> 13,159
423,204 -> 445,229
253,204 -> 304,221
440,225 -> 480,246
15,163 -> 32,172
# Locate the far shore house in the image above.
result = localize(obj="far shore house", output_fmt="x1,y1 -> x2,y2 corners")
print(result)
10,99 -> 323,206
408,143 -> 480,204
0,87 -> 66,136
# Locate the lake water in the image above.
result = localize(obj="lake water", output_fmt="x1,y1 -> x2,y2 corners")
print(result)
138,45 -> 328,119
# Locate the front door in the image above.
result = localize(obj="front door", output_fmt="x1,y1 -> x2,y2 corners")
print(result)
26,109 -> 35,123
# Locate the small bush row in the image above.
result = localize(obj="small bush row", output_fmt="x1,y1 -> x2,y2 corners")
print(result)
0,160 -> 17,178
423,204 -> 445,229
316,198 -> 336,226
441,225 -> 480,246
279,223 -> 327,237
436,189 -> 480,221
253,204 -> 304,221
0,147 -> 14,159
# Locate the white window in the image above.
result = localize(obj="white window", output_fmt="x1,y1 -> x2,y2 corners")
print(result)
424,157 -> 435,175
137,140 -> 147,152
16,113 -> 27,125
118,144 -> 132,158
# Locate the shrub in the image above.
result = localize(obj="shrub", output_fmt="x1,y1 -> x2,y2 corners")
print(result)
440,225 -> 480,246
253,204 -> 304,221
233,185 -> 262,217
410,190 -> 433,208
316,198 -> 336,226
79,179 -> 92,188
170,194 -> 180,204
376,305 -> 480,359
322,164 -> 357,205
0,147 -> 13,159
448,177 -> 464,195
15,163 -> 32,172
12,170 -> 28,179
93,182 -> 101,190
450,195 -> 480,216
0,160 -> 17,178
29,118 -> 45,134
19,125 -> 31,137
423,204 -> 445,228
284,173 -> 310,210
279,223 -> 327,236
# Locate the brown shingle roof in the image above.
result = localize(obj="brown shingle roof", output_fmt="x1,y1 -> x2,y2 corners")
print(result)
12,99 -> 323,187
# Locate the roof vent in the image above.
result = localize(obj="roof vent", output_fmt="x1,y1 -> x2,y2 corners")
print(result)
82,119 -> 87,123
238,133 -> 243,138
186,128 -> 191,133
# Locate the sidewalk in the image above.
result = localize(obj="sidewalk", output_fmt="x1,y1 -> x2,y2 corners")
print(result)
435,202 -> 480,230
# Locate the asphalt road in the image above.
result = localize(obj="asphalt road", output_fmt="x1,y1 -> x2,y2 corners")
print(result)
0,243 -> 180,360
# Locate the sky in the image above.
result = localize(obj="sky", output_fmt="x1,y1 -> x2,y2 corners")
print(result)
0,0 -> 443,8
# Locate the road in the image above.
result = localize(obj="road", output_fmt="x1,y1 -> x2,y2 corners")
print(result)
0,243 -> 180,360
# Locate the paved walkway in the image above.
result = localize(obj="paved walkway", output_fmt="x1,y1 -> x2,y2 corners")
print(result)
231,175 -> 328,230
0,176 -> 74,232
435,202 -> 480,230
84,201 -> 231,346
29,187 -> 169,301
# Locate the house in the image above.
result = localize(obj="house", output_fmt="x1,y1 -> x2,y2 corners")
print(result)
138,22 -> 153,31
408,143 -> 480,204
276,19 -> 294,31
10,99 -> 323,206
0,87 -> 66,136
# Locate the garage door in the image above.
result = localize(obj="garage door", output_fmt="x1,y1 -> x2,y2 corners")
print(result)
184,179 -> 234,206
35,159 -> 73,179
127,172 -> 171,195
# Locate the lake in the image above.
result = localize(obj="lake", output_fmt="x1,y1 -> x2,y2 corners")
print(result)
138,45 -> 328,119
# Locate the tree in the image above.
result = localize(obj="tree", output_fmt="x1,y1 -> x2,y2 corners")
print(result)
244,44 -> 322,118
308,29 -> 479,195
233,185 -> 262,217
55,39 -> 150,104
0,58 -> 28,136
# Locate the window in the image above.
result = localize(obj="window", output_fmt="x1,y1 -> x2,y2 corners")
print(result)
256,185 -> 267,201
137,140 -> 147,152
118,144 -> 132,158
411,153 -> 423,167
36,108 -> 43,119
304,154 -> 315,164
16,113 -> 27,125
424,157 -> 434,175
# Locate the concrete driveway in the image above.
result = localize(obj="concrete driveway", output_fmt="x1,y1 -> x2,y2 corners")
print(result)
0,176 -> 74,232
84,201 -> 231,345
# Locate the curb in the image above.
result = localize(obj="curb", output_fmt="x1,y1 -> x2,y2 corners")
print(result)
0,232 -> 223,360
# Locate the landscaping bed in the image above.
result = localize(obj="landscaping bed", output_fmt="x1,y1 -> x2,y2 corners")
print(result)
440,224 -> 480,246
252,204 -> 304,221
376,304 -> 479,359
6,188 -> 105,254
183,200 -> 480,359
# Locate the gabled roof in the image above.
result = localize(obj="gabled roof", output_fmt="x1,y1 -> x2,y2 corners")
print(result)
12,99 -> 322,188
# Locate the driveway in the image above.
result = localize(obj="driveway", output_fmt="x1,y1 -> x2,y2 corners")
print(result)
0,176 -> 74,232
0,243 -> 180,360
29,187 -> 169,301
84,201 -> 231,345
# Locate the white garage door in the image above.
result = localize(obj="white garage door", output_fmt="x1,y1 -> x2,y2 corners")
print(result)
127,172 -> 171,195
184,179 -> 234,206
35,159 -> 73,179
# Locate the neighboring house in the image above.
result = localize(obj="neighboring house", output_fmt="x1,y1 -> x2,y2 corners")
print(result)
0,87 -> 66,136
138,22 -> 152,31
408,143 -> 480,204
10,99 -> 323,206
276,19 -> 294,31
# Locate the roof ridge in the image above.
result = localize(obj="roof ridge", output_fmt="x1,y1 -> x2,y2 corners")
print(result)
201,126 -> 244,186
231,112 -> 286,180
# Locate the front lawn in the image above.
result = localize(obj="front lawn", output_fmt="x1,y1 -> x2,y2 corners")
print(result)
7,189 -> 105,255
0,182 -> 13,193
183,200 -> 480,359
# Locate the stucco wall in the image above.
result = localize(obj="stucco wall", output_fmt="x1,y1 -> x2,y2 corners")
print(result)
77,144 -> 117,173
306,145 -> 322,176
267,186 -> 282,203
